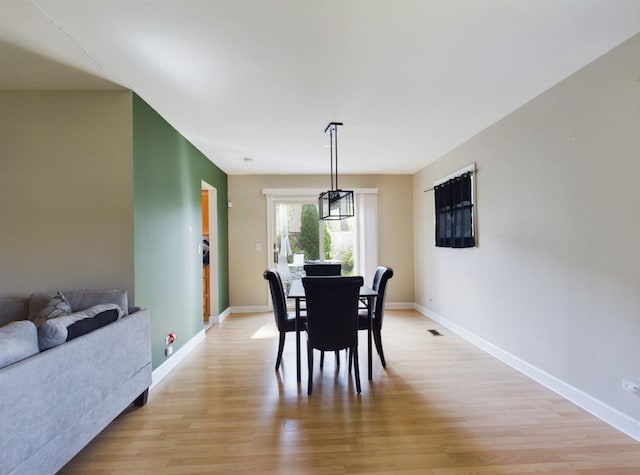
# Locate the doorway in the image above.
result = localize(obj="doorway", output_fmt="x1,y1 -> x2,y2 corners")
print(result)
201,182 -> 218,324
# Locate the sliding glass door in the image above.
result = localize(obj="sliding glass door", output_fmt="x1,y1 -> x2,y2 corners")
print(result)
273,200 -> 355,279
264,188 -> 377,283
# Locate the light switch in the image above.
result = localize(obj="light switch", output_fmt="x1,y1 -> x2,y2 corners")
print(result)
255,243 -> 262,251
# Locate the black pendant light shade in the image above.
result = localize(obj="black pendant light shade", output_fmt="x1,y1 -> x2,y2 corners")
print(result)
319,189 -> 354,220
319,122 -> 354,220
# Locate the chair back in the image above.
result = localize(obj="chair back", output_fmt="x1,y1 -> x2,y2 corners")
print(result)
303,263 -> 342,276
302,276 -> 363,351
263,269 -> 289,331
371,266 -> 394,330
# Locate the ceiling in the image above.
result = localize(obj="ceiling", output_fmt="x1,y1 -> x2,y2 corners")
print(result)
1,1 -> 639,175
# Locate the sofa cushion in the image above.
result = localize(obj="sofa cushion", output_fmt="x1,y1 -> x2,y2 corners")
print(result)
29,289 -> 129,320
0,320 -> 39,369
33,291 -> 72,326
38,303 -> 123,351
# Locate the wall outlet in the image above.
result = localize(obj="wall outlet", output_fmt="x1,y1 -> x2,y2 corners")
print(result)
164,335 -> 170,345
622,379 -> 640,396
165,345 -> 173,357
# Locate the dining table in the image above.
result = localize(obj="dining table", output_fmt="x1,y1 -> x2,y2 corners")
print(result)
287,278 -> 378,383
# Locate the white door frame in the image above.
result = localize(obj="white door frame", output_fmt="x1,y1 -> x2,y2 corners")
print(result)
202,182 -> 219,323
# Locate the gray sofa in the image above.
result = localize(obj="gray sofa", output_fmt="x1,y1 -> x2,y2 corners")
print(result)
0,290 -> 152,475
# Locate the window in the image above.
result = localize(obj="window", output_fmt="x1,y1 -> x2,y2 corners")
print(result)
264,188 -> 378,281
274,200 -> 354,276
434,167 -> 475,248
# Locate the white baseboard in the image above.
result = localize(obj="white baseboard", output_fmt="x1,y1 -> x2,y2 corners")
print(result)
387,302 -> 415,310
208,306 -> 232,324
150,329 -> 206,389
230,305 -> 270,313
415,304 -> 640,442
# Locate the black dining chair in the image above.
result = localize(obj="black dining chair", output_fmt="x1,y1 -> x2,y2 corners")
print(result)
302,276 -> 363,395
303,263 -> 342,276
304,263 -> 343,368
353,266 -> 394,369
263,269 -> 305,371
304,264 -> 344,370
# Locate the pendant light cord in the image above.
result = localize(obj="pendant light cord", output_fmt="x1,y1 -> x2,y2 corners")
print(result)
324,122 -> 344,194
330,126 -> 334,191
334,125 -> 339,190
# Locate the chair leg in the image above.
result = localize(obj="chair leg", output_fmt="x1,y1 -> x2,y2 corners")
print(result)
373,329 -> 386,368
352,346 -> 361,394
348,348 -> 353,372
275,332 -> 286,370
335,350 -> 340,369
307,341 -> 314,395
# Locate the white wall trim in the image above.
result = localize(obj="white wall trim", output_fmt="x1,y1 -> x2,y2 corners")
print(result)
386,302 -> 415,310
230,305 -> 270,314
208,306 -> 232,324
150,329 -> 206,389
414,304 -> 640,442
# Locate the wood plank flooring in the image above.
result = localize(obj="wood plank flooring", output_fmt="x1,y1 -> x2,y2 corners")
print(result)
60,310 -> 640,474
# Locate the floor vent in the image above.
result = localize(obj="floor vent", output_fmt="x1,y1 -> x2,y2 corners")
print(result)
428,329 -> 443,336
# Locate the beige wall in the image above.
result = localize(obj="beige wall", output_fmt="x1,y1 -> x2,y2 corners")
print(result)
229,174 -> 414,308
414,34 -> 640,420
0,91 -> 134,299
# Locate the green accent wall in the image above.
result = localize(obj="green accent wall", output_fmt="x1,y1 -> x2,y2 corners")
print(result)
132,94 -> 229,369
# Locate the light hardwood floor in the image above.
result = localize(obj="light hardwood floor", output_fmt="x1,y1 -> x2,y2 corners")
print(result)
60,310 -> 640,474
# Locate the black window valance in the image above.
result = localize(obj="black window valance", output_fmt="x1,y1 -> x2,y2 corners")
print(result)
434,172 -> 475,248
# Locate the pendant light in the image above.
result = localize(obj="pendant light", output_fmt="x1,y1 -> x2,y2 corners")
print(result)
318,122 -> 354,220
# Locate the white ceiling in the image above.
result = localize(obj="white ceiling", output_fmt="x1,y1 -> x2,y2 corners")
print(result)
1,1 -> 639,175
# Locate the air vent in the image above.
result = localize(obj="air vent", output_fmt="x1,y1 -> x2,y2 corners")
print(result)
428,329 -> 443,336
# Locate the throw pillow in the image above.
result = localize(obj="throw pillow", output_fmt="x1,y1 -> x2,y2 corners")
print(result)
28,289 -> 130,319
37,303 -> 122,351
66,308 -> 119,342
34,291 -> 72,326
